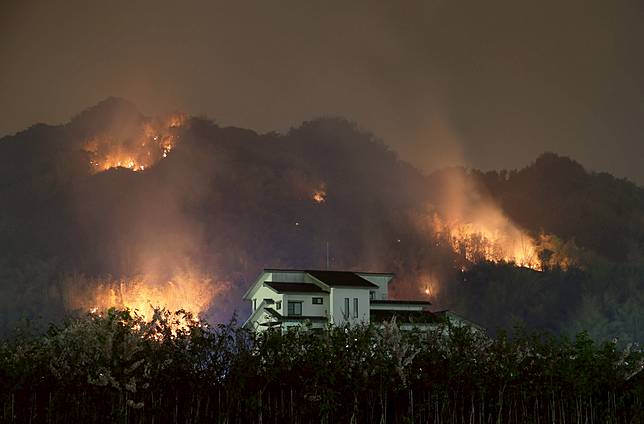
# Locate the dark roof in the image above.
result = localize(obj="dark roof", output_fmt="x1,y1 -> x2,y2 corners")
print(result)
265,282 -> 328,293
356,271 -> 395,276
263,269 -> 304,273
306,270 -> 378,288
265,268 -> 392,275
370,309 -> 445,324
371,300 -> 431,305
263,308 -> 282,318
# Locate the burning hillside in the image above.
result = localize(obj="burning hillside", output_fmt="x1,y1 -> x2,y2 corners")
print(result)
433,210 -> 541,270
3,99 -> 635,341
64,272 -> 228,325
83,112 -> 186,173
425,167 -> 542,271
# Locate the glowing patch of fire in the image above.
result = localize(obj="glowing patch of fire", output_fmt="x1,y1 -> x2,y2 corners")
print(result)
312,184 -> 327,203
84,113 -> 186,173
66,273 -> 227,331
433,214 -> 541,270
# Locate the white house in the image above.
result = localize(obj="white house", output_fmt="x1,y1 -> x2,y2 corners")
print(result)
242,269 -> 458,332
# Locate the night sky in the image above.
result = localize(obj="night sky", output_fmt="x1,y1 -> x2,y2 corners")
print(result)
2,0 -> 643,182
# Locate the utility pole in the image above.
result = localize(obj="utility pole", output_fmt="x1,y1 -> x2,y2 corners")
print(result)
326,241 -> 330,270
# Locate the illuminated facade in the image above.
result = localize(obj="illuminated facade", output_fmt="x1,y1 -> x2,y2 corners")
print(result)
242,269 -> 447,332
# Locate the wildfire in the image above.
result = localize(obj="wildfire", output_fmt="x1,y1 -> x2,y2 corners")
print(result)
84,113 -> 186,173
419,273 -> 441,301
65,272 -> 226,330
433,211 -> 541,271
312,183 -> 327,203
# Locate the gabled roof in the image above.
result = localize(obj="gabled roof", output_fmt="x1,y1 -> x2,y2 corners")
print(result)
243,270 -> 270,300
243,299 -> 277,328
306,270 -> 378,288
244,268 -> 386,300
266,282 -> 328,293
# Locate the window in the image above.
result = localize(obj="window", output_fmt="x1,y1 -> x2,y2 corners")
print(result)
353,298 -> 359,318
287,301 -> 302,316
312,297 -> 323,305
253,299 -> 257,311
263,298 -> 273,305
369,291 -> 375,300
344,298 -> 350,319
276,301 -> 282,310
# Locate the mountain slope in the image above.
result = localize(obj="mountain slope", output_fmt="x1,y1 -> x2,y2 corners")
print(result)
1,99 -> 643,342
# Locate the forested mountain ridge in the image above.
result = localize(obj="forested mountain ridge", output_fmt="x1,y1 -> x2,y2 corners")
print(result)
0,98 -> 642,343
474,153 -> 644,262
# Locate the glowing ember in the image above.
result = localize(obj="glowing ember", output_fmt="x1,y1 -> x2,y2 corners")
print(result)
83,113 -> 186,173
420,274 -> 441,300
312,183 -> 327,203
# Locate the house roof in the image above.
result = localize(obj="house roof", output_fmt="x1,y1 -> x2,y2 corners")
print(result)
306,270 -> 378,288
245,268 -> 389,300
371,300 -> 432,305
263,307 -> 282,319
265,282 -> 328,293
370,309 -> 444,324
264,268 -> 393,276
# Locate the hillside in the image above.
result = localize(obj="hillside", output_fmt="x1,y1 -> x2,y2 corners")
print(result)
1,98 -> 642,342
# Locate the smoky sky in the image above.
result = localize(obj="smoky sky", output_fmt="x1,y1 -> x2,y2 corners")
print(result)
2,0 -> 644,182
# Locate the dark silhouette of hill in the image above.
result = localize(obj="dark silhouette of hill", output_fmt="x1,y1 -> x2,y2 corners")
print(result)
474,153 -> 644,262
0,99 -> 642,343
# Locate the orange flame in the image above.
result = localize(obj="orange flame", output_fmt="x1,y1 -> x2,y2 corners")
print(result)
312,183 -> 327,203
65,272 -> 227,329
84,113 -> 186,173
433,211 -> 541,270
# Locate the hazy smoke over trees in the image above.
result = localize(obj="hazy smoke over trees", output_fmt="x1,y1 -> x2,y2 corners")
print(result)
1,98 -> 643,343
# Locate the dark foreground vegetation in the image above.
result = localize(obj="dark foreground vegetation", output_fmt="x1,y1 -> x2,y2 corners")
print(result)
1,310 -> 642,423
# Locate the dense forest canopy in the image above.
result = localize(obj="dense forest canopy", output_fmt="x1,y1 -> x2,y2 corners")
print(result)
1,98 -> 643,343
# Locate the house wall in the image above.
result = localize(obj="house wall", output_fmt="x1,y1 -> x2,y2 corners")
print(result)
329,288 -> 370,325
251,286 -> 283,311
357,273 -> 391,300
283,293 -> 329,317
249,286 -> 284,330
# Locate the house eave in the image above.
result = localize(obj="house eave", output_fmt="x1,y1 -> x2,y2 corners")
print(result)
242,270 -> 269,300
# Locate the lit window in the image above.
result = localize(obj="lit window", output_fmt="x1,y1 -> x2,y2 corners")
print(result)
276,301 -> 282,310
288,301 -> 302,316
353,298 -> 359,318
312,297 -> 323,305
